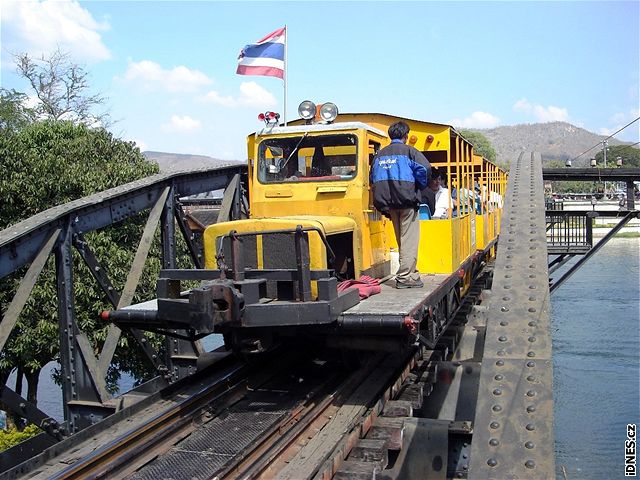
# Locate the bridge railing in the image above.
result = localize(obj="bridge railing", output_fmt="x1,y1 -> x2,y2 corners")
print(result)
545,210 -> 593,254
0,165 -> 246,442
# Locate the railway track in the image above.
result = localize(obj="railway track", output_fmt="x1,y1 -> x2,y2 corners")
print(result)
16,270 -> 491,480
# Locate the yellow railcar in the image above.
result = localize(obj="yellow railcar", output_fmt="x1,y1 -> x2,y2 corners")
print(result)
197,102 -> 507,352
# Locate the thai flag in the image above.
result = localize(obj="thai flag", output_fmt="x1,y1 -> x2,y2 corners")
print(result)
236,27 -> 286,79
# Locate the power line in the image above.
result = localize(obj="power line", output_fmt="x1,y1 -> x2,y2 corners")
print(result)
570,116 -> 640,162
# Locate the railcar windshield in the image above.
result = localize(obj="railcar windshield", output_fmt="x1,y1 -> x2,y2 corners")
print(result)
257,134 -> 358,183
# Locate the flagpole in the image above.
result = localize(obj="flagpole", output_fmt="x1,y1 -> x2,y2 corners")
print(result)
283,25 -> 287,126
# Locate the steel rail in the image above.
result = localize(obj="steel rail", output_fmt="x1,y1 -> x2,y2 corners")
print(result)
49,360 -> 249,480
223,358 -> 380,479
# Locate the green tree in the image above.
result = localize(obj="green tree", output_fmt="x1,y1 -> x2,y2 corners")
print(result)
459,129 -> 497,164
594,144 -> 640,168
0,121 -> 162,426
0,89 -> 36,132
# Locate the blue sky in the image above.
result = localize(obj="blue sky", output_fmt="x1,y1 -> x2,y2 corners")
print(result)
1,0 -> 638,160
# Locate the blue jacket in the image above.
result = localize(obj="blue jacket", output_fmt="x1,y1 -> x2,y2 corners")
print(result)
371,140 -> 430,211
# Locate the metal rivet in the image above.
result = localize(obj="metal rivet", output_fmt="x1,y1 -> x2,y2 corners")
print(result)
504,274 -> 512,278
487,458 -> 498,467
504,285 -> 511,289
500,321 -> 509,326
528,336 -> 537,342
499,336 -> 507,342
527,375 -> 536,382
526,423 -> 535,431
496,360 -> 504,366
526,390 -> 536,397
494,374 -> 504,381
528,321 -> 538,327
528,307 -> 537,313
529,296 -> 537,301
490,421 -> 500,429
525,460 -> 536,469
503,297 -> 511,301
526,361 -> 535,367
497,350 -> 506,356
529,285 -> 537,289
489,438 -> 500,446
527,351 -> 536,357
525,441 -> 535,449
527,405 -> 536,413
493,388 -> 502,396
501,306 -> 509,312
492,404 -> 503,412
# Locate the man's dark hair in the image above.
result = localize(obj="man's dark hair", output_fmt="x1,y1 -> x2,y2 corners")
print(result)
388,121 -> 410,140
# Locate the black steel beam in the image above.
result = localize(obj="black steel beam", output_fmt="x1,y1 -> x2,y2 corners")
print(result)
0,165 -> 246,278
542,167 -> 640,181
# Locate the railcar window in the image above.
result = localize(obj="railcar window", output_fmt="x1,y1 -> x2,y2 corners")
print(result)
257,134 -> 358,183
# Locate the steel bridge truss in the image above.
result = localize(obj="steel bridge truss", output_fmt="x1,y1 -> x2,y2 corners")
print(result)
543,168 -> 640,292
0,165 -> 247,441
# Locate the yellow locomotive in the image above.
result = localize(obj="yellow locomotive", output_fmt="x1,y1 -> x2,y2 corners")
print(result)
107,101 -> 506,354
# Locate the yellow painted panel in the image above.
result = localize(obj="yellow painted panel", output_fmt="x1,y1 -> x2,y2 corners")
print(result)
203,216 -> 357,270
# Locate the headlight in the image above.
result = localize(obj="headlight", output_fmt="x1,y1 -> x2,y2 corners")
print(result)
319,102 -> 338,123
298,100 -> 316,120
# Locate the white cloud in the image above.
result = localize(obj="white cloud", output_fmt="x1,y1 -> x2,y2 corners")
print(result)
1,0 -> 111,63
450,111 -> 500,129
200,81 -> 277,108
122,60 -> 213,92
513,98 -> 569,122
602,108 -> 640,138
161,115 -> 202,133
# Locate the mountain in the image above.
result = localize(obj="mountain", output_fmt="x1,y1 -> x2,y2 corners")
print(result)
143,151 -> 244,172
469,122 -> 631,167
144,121 -> 634,171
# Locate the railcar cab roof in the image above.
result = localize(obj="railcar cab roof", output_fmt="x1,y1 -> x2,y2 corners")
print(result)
252,121 -> 386,138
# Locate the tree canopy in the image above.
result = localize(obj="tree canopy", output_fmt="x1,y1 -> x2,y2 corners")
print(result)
594,144 -> 640,168
459,129 -> 497,164
0,51 -> 162,428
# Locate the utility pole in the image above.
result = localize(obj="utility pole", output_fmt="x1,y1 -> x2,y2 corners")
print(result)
602,140 -> 608,195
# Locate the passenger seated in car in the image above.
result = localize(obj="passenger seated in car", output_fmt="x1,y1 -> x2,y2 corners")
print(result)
427,170 -> 451,219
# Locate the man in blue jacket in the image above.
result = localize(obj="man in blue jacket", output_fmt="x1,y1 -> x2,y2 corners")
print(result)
371,121 -> 431,288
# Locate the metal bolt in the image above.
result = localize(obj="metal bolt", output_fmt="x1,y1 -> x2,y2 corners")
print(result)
527,351 -> 536,358
527,405 -> 536,413
490,422 -> 500,429
526,361 -> 536,367
525,441 -> 535,449
487,458 -> 498,467
493,388 -> 502,396
525,460 -> 536,469
525,423 -> 535,431
494,374 -> 504,381
492,405 -> 502,412
489,438 -> 499,446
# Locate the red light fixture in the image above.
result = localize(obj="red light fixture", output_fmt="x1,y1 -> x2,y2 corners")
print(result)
258,111 -> 280,125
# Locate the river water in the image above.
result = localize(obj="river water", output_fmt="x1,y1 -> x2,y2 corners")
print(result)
551,237 -> 639,479
4,239 -> 639,478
